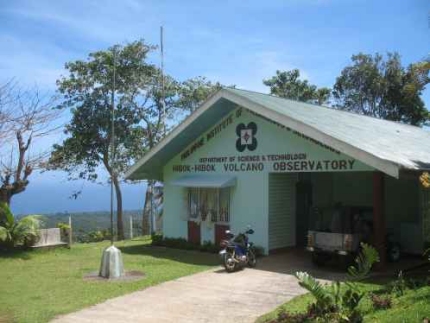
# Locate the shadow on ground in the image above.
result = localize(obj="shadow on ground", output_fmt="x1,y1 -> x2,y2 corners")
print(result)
118,244 -> 220,267
248,249 -> 350,281
0,248 -> 33,260
121,244 -> 427,284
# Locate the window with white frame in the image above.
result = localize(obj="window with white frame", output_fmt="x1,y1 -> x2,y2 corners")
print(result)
187,187 -> 230,223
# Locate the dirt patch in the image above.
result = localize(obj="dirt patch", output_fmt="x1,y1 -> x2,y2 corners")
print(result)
0,312 -> 15,323
83,271 -> 145,282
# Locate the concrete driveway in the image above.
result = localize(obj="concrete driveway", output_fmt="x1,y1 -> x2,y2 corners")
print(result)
51,251 -> 345,323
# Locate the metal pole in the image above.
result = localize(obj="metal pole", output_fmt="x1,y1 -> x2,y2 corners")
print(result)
160,26 -> 166,135
110,48 -> 116,246
150,182 -> 154,234
68,214 -> 72,248
130,216 -> 133,240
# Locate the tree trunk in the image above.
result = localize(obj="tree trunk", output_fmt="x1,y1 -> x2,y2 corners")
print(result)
112,175 -> 124,240
142,181 -> 153,236
102,153 -> 124,240
0,180 -> 29,206
0,190 -> 11,206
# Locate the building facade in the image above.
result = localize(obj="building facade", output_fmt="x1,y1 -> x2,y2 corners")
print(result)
126,88 -> 430,264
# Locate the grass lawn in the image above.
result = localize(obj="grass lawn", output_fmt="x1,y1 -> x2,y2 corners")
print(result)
0,237 -> 218,323
256,280 -> 430,323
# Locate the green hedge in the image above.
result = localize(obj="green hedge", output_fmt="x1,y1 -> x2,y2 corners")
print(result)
151,234 -> 219,253
151,234 -> 265,256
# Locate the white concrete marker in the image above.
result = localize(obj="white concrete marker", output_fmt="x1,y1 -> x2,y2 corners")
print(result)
99,245 -> 124,279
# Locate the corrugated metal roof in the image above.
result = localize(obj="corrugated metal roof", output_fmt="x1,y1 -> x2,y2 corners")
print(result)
224,88 -> 430,172
125,88 -> 430,180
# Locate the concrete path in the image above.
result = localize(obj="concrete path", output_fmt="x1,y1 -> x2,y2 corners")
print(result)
51,253 -> 343,323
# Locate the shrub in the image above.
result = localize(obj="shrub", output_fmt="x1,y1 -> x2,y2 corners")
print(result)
268,309 -> 310,323
0,202 -> 41,249
57,222 -> 70,231
384,271 -> 428,296
151,234 -> 266,256
294,243 -> 380,323
199,240 -> 219,253
57,222 -> 71,241
78,229 -> 111,243
151,235 -> 199,250
370,293 -> 392,310
151,233 -> 164,246
385,270 -> 406,296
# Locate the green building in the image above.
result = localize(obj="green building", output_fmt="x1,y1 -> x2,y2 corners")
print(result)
126,88 -> 430,266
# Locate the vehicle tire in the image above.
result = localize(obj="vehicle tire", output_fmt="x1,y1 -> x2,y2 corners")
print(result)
223,252 -> 237,273
311,253 -> 326,267
340,254 -> 354,271
387,243 -> 401,262
247,249 -> 257,268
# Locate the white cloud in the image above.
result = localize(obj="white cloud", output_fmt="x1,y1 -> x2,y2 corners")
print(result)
0,34 -> 68,89
4,1 -> 156,44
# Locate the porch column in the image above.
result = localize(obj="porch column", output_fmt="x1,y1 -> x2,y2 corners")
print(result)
373,172 -> 386,269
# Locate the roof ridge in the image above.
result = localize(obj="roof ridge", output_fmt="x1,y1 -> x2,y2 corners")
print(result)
224,87 -> 425,131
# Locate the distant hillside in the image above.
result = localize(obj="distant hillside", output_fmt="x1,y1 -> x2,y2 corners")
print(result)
31,210 -> 144,240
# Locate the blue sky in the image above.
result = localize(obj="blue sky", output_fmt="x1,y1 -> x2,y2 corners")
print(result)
1,0 -> 429,214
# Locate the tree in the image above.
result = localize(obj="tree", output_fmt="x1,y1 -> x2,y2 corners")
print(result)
49,40 -> 222,239
333,52 -> 430,125
0,82 -> 60,205
49,40 -> 158,240
177,76 -> 223,112
263,69 -> 331,105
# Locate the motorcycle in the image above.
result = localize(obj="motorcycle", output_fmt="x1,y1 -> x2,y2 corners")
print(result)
219,227 -> 257,272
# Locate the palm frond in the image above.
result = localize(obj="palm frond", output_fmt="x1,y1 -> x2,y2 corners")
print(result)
330,281 -> 342,305
295,271 -> 334,305
12,216 -> 41,244
0,226 -> 11,242
0,202 -> 14,228
347,243 -> 380,280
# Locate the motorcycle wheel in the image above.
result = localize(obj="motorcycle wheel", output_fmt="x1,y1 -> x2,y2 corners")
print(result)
247,250 -> 257,268
223,252 -> 237,273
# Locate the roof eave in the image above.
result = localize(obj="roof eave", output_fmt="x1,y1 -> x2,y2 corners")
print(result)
124,89 -> 228,180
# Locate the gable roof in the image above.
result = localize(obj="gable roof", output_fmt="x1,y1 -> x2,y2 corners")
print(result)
125,88 -> 430,180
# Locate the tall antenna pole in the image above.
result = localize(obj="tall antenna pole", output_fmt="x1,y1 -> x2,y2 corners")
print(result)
110,47 -> 116,246
99,51 -> 124,280
148,26 -> 166,235
160,25 -> 166,135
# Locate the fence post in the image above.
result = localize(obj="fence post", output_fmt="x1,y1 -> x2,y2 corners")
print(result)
130,216 -> 133,240
68,214 -> 72,248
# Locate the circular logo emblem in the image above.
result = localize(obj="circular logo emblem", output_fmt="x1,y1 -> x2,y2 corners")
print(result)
236,122 -> 258,152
